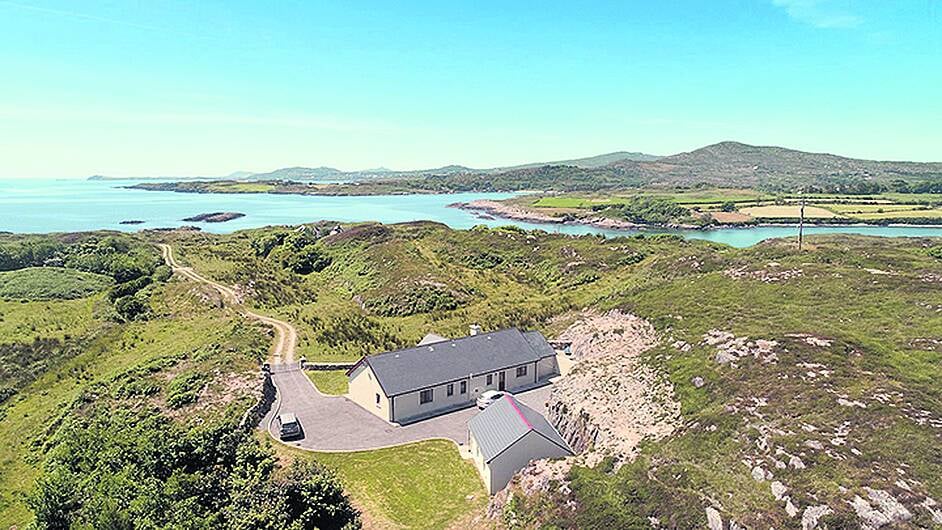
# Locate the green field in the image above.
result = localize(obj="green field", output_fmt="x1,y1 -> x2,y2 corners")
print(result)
531,189 -> 766,210
305,369 -> 349,395
740,204 -> 840,218
520,189 -> 942,226
273,439 -> 486,530
850,208 -> 942,220
204,181 -> 278,193
825,204 -> 923,214
0,267 -> 113,300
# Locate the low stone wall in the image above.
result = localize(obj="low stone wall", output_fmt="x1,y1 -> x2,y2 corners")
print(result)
240,372 -> 276,429
303,362 -> 356,371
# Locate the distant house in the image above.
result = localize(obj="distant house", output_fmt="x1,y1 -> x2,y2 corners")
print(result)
468,394 -> 574,494
347,327 -> 559,424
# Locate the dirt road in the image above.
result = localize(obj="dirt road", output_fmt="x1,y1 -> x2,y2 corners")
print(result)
158,244 -> 297,363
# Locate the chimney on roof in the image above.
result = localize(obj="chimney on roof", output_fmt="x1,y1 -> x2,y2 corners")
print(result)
469,324 -> 482,336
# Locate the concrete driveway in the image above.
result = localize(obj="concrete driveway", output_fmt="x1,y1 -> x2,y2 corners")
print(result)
263,364 -> 552,452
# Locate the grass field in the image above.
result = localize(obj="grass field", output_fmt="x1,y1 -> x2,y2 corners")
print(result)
850,208 -> 942,220
739,204 -> 841,218
0,267 -> 113,300
825,204 -> 924,214
0,297 -> 101,343
305,369 -> 349,395
532,189 -> 766,210
204,181 -> 277,193
520,189 -> 942,227
272,439 -> 487,530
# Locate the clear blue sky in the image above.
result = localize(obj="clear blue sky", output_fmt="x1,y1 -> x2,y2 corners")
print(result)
1,1 -> 940,177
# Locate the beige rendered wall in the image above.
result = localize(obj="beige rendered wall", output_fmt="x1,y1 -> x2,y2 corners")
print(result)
468,432 -> 492,491
391,377 -> 474,423
347,364 -> 390,421
485,431 -> 571,494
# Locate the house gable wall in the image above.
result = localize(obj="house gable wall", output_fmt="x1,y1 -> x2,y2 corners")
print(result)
483,430 -> 571,494
347,364 -> 390,421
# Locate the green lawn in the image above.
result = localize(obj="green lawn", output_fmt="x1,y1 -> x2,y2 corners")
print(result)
0,267 -> 112,300
305,369 -> 349,395
273,440 -> 487,530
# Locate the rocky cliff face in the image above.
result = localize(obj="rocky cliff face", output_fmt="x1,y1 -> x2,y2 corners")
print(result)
547,310 -> 680,463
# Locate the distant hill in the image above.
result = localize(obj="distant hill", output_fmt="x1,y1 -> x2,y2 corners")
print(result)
91,142 -> 942,193
247,166 -> 346,180
500,151 -> 661,171
484,141 -> 942,192
618,141 -> 942,190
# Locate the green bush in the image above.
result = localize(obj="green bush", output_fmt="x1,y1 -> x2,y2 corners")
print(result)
166,371 -> 205,408
113,295 -> 148,322
27,406 -> 360,529
592,197 -> 691,225
363,285 -> 461,317
462,251 -> 504,270
928,246 -> 942,260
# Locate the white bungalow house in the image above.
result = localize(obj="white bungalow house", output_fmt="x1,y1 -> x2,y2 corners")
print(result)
346,327 -> 559,424
468,394 -> 574,494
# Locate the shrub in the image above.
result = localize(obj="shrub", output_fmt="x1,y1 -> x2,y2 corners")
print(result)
462,251 -> 504,270
113,295 -> 148,322
364,285 -> 461,317
166,371 -> 204,408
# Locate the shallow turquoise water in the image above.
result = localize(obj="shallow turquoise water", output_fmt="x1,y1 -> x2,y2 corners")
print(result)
2,179 -> 942,247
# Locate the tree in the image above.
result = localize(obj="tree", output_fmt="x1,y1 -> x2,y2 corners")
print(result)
720,201 -> 737,212
114,295 -> 148,321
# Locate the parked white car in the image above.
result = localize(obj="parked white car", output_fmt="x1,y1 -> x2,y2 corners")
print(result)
277,412 -> 303,440
476,390 -> 510,409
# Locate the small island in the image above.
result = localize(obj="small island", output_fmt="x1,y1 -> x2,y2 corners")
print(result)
119,220 -> 145,225
181,212 -> 245,223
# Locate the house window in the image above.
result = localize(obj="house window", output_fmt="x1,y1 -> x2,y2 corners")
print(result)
420,389 -> 434,404
460,381 -> 467,394
447,383 -> 454,396
375,393 -> 380,406
486,374 -> 493,385
516,365 -> 528,377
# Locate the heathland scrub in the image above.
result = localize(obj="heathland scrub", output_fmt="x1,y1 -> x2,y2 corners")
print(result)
166,222 -> 942,527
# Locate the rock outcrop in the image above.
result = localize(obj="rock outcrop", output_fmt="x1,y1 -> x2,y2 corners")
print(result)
547,310 -> 680,461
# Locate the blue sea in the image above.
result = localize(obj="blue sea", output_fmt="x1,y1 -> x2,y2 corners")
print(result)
2,178 -> 942,248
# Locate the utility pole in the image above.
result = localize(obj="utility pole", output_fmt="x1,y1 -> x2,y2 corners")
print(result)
797,190 -> 805,251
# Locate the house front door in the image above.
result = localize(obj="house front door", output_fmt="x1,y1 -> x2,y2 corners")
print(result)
498,371 -> 505,391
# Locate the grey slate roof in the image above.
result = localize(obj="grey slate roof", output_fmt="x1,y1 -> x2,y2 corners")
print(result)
468,395 -> 573,463
360,328 -> 556,397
